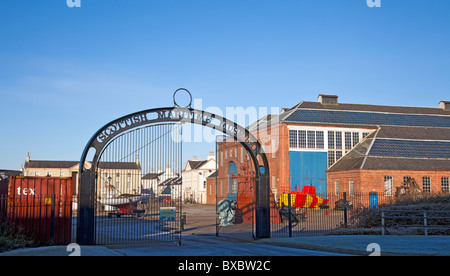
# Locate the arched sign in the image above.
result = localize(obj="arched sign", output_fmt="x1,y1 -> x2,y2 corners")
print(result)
77,90 -> 271,244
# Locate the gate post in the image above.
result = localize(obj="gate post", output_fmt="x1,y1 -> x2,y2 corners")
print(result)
255,175 -> 271,239
77,170 -> 96,245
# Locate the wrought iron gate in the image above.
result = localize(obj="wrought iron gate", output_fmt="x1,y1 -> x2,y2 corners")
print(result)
94,123 -> 183,245
77,89 -> 272,245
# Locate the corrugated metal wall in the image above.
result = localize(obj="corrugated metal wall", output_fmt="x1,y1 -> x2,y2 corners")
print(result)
3,177 -> 73,244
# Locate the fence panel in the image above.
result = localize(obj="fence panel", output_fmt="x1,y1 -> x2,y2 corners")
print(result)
0,194 -> 73,245
271,192 -> 398,238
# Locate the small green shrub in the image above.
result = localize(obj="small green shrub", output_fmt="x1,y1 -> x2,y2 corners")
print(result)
0,219 -> 36,253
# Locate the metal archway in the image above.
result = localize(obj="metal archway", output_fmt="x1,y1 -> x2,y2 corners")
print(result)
76,91 -> 271,245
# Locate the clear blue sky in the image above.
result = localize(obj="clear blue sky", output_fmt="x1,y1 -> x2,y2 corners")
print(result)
1,0 -> 449,170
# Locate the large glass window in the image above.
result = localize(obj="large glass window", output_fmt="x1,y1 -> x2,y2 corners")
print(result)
289,130 -> 325,150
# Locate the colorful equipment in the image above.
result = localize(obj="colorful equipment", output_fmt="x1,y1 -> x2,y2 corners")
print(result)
280,186 -> 329,208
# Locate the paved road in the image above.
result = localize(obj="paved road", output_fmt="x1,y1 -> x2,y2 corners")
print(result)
110,234 -> 353,256
0,234 -> 352,256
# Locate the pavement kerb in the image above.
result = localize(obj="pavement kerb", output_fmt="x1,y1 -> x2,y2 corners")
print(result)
251,238 -> 434,256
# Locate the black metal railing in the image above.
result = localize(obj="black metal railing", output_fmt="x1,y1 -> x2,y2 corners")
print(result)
270,192 -> 396,238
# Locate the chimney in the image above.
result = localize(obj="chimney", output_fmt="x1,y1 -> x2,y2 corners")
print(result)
439,101 -> 450,111
192,155 -> 198,161
26,152 -> 30,163
207,151 -> 215,161
318,94 -> 338,105
166,165 -> 172,173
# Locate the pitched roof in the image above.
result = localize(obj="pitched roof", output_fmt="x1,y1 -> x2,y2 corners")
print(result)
279,98 -> 450,173
25,160 -> 141,170
286,101 -> 450,116
207,171 -> 218,178
97,162 -> 141,170
282,107 -> 450,128
142,172 -> 164,180
188,160 -> 207,170
25,160 -> 79,169
328,128 -> 450,172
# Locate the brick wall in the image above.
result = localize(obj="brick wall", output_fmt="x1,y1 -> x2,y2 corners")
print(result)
327,169 -> 450,195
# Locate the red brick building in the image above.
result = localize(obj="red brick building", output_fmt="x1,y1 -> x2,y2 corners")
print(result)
207,96 -> 450,211
327,126 -> 450,197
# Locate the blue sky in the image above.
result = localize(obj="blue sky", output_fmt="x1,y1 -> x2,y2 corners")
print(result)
1,0 -> 450,169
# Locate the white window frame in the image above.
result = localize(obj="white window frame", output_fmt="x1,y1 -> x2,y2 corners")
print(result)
287,126 -> 373,153
384,176 -> 393,196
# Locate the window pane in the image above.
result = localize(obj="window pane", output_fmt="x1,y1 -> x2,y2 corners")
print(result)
316,131 -> 324,149
423,177 -> 431,193
328,131 -> 335,150
442,177 -> 449,193
299,130 -> 307,148
336,132 -> 342,149
289,130 -> 298,148
307,131 -> 315,149
352,132 -> 359,147
336,151 -> 343,160
328,151 -> 335,168
345,132 -> 352,150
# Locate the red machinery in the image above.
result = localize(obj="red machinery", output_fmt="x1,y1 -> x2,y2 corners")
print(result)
280,186 -> 329,208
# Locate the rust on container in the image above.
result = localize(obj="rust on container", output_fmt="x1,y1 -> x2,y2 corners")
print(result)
5,176 -> 74,244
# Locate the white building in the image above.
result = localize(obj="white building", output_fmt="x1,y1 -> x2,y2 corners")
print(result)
182,152 -> 216,204
141,165 -> 181,201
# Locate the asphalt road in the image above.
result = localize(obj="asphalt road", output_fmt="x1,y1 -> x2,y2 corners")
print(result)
110,234 -> 354,256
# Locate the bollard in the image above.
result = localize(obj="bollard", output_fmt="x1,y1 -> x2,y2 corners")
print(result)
50,194 -> 55,244
343,192 -> 348,227
288,193 -> 292,238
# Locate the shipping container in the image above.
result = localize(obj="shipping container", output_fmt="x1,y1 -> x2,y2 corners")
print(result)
2,176 -> 74,244
0,178 -> 8,218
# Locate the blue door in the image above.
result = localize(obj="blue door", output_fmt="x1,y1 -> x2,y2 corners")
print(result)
369,192 -> 378,209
